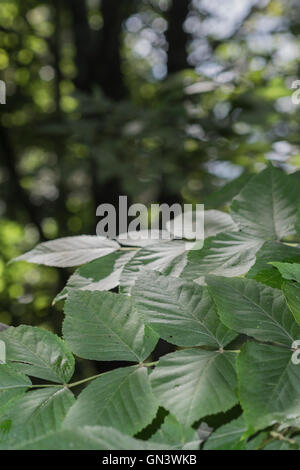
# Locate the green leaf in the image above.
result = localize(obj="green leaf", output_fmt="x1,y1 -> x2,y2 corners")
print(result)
230,165 -> 298,239
245,431 -> 268,450
282,281 -> 300,325
0,326 -> 75,383
207,276 -> 300,347
0,365 -> 31,419
151,349 -> 238,426
0,390 -> 27,419
182,231 -> 263,282
238,342 -> 300,430
12,236 -> 120,267
203,416 -> 247,450
133,271 -> 236,348
204,172 -> 252,209
53,250 -> 137,304
246,241 -> 300,288
0,364 -> 31,392
9,426 -> 173,450
64,366 -> 158,436
263,441 -> 296,450
271,262 -> 300,282
63,290 -> 158,362
0,387 -> 75,447
120,240 -> 187,293
150,414 -> 201,450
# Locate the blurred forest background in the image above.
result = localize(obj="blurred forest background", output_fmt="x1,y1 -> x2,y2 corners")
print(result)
0,0 -> 300,332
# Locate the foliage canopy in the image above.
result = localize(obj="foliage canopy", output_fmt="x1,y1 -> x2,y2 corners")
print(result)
1,164 -> 300,450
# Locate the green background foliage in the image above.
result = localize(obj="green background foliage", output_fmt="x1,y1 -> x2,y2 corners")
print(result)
1,0 -> 300,450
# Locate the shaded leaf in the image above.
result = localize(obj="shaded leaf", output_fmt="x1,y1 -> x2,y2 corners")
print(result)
207,276 -> 300,347
247,241 -> 300,288
238,342 -> 300,430
203,416 -> 247,450
0,326 -> 75,383
271,262 -> 300,282
150,414 -> 201,450
9,425 -> 173,450
64,366 -> 158,436
133,271 -> 236,348
0,387 -> 74,447
151,349 -> 238,426
282,281 -> 300,326
230,166 -> 298,240
0,364 -> 31,392
204,172 -> 252,209
63,290 -> 158,362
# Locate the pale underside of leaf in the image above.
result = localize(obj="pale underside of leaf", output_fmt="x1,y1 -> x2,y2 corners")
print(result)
166,209 -> 238,239
120,240 -> 188,293
182,231 -> 263,283
53,250 -> 137,303
12,236 -> 120,267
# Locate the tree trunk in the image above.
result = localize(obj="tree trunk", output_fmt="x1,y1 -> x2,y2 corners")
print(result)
166,0 -> 190,74
94,0 -> 135,100
65,0 -> 92,92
